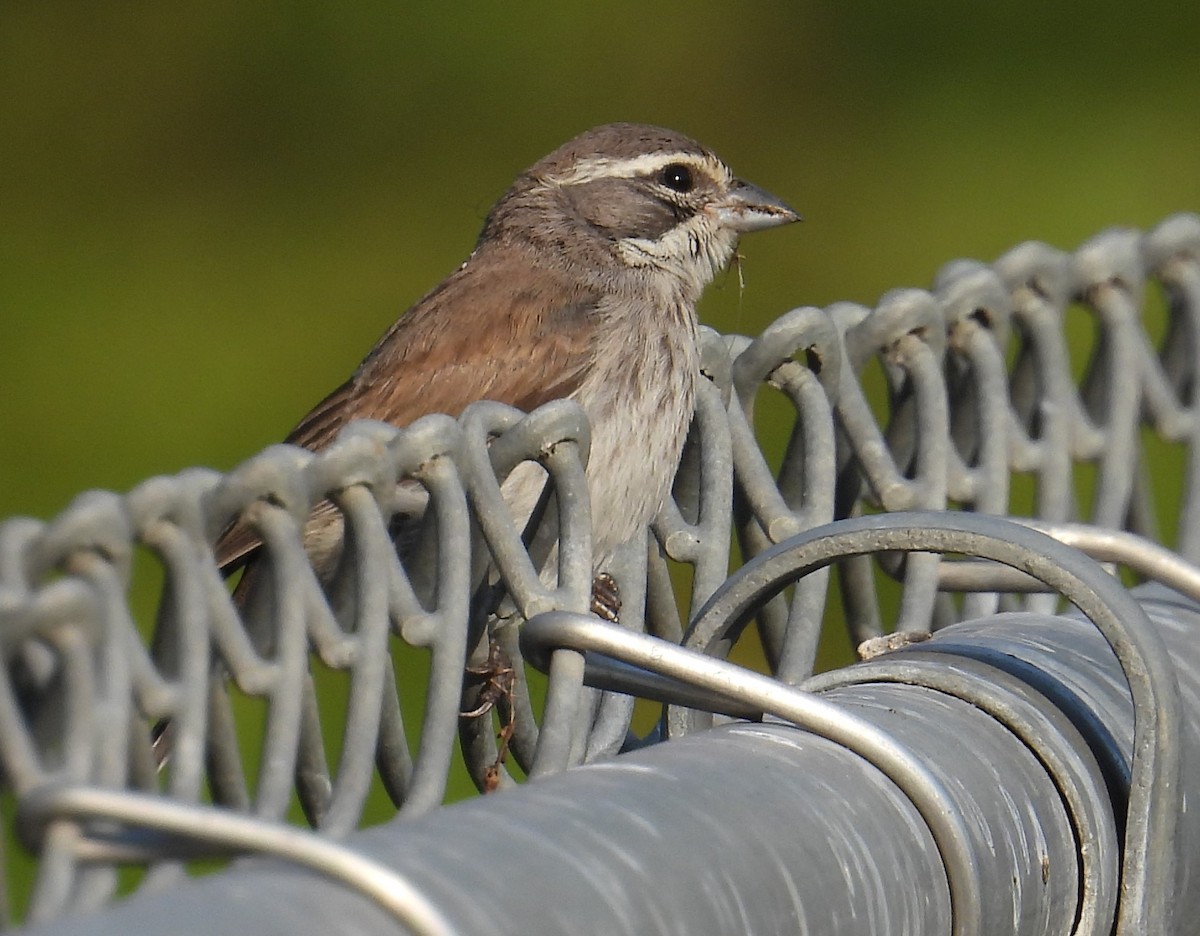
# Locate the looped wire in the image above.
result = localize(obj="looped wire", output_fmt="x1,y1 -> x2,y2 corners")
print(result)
2,213 -> 1198,929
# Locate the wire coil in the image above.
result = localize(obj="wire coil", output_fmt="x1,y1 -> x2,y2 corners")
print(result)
2,213 -> 1199,930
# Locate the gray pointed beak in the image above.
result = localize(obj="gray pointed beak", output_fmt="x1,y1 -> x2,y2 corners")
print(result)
715,179 -> 802,233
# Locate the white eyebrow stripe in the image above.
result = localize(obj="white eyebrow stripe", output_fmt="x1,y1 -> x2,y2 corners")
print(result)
543,152 -> 728,187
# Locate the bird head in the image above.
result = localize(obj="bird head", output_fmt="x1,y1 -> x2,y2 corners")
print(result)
480,123 -> 799,302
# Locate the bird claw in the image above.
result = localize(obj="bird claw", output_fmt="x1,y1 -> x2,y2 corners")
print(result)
461,642 -> 516,720
591,572 -> 622,623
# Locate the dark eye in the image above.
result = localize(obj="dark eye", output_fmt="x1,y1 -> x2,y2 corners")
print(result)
659,163 -> 694,193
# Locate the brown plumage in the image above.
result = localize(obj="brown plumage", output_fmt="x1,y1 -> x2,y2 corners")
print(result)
215,123 -> 799,580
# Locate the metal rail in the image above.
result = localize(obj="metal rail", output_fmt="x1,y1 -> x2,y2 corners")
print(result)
2,213 -> 1200,933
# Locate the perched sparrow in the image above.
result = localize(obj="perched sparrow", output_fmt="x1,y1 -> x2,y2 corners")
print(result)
216,123 -> 798,588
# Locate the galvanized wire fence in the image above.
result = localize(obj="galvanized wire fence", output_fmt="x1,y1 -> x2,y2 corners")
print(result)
3,213 -> 1200,933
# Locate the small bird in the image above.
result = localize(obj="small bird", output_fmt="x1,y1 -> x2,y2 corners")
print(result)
152,124 -> 798,774
216,122 -> 799,598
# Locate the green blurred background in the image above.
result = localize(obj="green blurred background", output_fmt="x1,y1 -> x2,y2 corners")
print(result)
3,3 -> 1198,523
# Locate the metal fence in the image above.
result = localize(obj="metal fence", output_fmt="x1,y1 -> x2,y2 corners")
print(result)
3,213 -> 1200,935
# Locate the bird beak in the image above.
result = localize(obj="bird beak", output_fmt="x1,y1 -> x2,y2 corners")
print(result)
715,179 -> 802,232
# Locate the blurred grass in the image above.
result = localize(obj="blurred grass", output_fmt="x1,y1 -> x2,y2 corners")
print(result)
1,0 -> 1198,904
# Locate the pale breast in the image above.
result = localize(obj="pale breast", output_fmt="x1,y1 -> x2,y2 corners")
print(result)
490,290 -> 699,575
573,292 -> 700,565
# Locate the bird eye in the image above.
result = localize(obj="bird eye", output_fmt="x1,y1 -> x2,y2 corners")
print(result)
659,163 -> 694,193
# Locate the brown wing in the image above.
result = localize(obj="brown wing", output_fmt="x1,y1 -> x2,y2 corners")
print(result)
214,247 -> 600,573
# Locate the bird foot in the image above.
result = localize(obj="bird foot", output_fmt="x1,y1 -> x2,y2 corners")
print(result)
590,572 -> 622,623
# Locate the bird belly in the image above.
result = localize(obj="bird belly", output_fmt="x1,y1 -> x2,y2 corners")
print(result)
572,305 -> 699,567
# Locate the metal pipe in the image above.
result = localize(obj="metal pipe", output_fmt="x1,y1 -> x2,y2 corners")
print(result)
26,582 -> 1200,936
